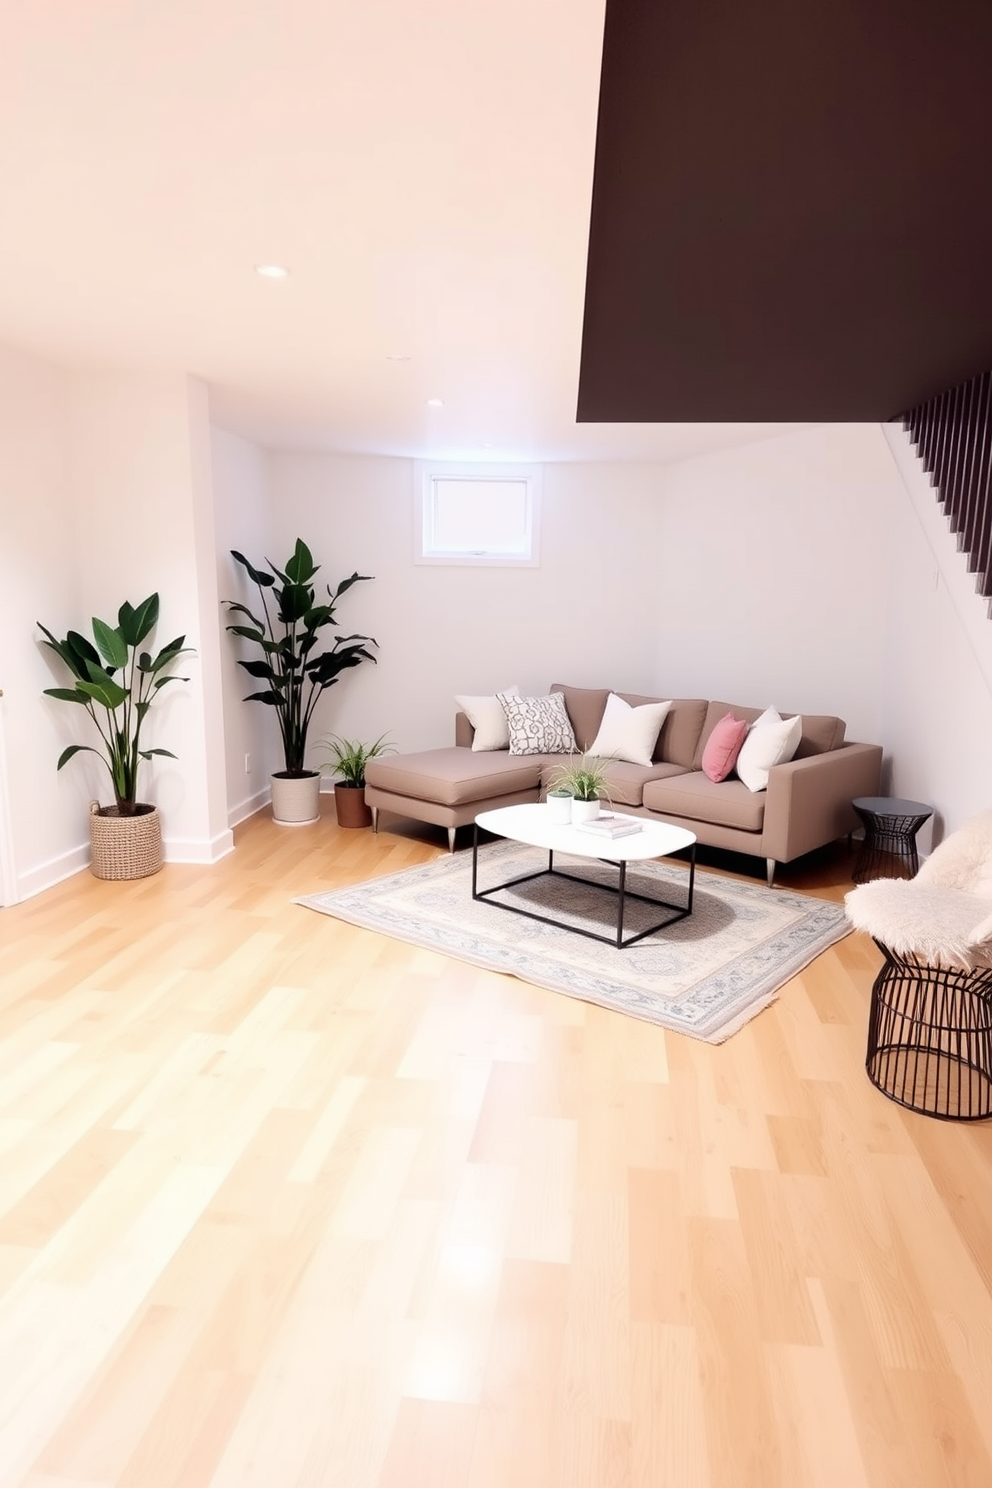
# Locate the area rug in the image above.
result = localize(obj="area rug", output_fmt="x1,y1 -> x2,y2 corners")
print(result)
296,842 -> 850,1042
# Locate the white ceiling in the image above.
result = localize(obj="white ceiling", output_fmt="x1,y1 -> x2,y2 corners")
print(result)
0,1 -> 811,463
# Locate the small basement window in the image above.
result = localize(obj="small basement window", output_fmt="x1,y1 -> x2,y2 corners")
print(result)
415,462 -> 542,566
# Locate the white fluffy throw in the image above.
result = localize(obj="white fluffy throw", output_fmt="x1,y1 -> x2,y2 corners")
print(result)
845,810 -> 992,968
845,879 -> 992,970
917,808 -> 992,896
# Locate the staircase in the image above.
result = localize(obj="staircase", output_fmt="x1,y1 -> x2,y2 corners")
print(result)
900,370 -> 992,610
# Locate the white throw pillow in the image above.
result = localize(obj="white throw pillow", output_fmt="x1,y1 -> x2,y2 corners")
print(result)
454,685 -> 520,751
736,707 -> 803,793
498,692 -> 577,755
588,692 -> 671,767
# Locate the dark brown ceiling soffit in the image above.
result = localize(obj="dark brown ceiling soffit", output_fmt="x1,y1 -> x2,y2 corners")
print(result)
577,0 -> 992,424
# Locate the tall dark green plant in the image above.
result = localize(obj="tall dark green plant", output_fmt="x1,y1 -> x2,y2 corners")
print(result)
38,594 -> 193,816
225,539 -> 377,777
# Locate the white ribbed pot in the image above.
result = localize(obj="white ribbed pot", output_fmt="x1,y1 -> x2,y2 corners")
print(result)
270,771 -> 321,825
570,797 -> 602,824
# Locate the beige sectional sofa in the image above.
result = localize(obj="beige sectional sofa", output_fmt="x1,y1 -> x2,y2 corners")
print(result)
364,682 -> 883,885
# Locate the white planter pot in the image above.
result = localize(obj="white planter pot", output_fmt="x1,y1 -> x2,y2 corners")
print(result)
546,792 -> 572,825
570,797 -> 601,824
270,772 -> 321,825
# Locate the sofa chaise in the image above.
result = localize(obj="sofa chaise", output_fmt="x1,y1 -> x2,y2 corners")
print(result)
363,682 -> 883,885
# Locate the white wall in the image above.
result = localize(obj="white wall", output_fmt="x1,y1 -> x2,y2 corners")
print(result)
0,344 -> 85,900
654,423 -> 901,745
211,427 -> 278,822
6,334 -> 990,892
67,372 -> 232,863
264,453 -> 665,755
653,419 -> 992,850
186,379 -> 233,853
878,424 -> 992,846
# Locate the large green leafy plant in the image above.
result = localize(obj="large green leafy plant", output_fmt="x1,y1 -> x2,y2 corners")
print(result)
38,594 -> 192,816
225,539 -> 377,778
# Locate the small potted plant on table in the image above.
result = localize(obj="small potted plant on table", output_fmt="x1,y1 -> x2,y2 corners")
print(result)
38,594 -> 193,879
319,734 -> 394,828
225,540 -> 377,825
547,755 -> 612,823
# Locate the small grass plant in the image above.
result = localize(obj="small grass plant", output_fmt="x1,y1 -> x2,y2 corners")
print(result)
318,733 -> 394,787
547,753 -> 613,802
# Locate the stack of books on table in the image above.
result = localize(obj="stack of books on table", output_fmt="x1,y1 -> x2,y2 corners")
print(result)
574,813 -> 643,839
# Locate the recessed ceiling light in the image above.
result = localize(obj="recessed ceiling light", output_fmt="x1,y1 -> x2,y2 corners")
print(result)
255,263 -> 290,280
426,397 -> 444,408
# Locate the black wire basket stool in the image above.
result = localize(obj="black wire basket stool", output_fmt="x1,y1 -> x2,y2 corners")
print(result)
846,809 -> 992,1122
866,940 -> 992,1120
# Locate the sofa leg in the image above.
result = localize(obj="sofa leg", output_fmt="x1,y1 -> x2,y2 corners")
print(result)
766,857 -> 776,888
371,806 -> 379,834
447,826 -> 457,853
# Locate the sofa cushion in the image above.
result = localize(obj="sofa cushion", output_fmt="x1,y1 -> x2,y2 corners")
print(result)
550,683 -> 610,751
365,748 -> 542,807
588,692 -> 671,767
793,713 -> 846,757
643,771 -> 766,832
622,694 -> 708,768
552,683 -> 707,767
544,758 -> 687,808
692,701 -> 846,769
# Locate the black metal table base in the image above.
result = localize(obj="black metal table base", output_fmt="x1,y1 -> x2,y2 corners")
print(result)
471,826 -> 696,949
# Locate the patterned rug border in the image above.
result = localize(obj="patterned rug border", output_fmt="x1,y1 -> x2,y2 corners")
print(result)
296,843 -> 850,1043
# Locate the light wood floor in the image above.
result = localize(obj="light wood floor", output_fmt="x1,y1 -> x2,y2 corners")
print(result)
2,806 -> 991,1488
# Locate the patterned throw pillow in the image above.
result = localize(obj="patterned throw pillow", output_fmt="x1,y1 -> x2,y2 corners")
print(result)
498,692 -> 578,755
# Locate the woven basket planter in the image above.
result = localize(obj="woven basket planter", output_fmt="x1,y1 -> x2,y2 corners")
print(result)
89,800 -> 163,881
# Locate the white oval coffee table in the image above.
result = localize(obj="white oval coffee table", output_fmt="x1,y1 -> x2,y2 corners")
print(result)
473,802 -> 697,950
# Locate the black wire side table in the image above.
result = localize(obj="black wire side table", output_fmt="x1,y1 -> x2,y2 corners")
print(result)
852,796 -> 933,883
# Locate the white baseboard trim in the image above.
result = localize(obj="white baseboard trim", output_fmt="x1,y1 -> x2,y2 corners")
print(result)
164,829 -> 235,864
14,842 -> 91,904
8,826 -> 237,904
228,787 -> 272,828
227,782 -> 336,826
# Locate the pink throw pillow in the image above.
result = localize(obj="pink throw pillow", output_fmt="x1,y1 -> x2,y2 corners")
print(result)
701,712 -> 749,783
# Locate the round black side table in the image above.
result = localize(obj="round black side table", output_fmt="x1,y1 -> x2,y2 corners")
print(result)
851,796 -> 933,883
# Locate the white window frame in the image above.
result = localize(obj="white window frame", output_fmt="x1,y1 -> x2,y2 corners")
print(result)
414,461 -> 542,567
